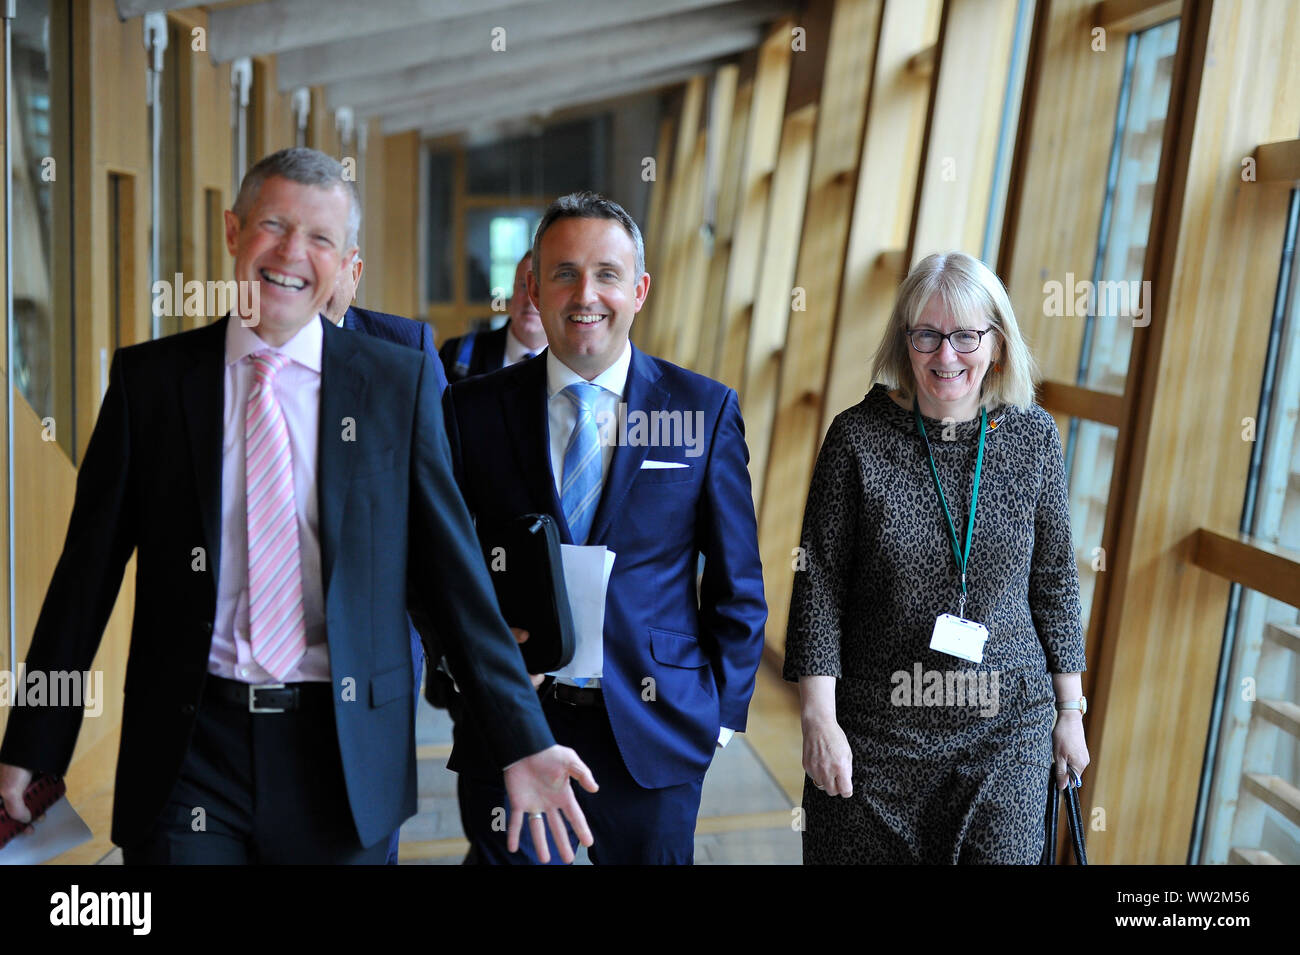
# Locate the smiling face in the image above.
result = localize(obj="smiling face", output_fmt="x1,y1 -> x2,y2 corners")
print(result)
907,296 -> 999,421
224,175 -> 356,346
507,254 -> 546,351
528,216 -> 650,380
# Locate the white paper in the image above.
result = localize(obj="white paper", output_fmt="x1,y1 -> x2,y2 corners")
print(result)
0,795 -> 93,865
549,545 -> 616,680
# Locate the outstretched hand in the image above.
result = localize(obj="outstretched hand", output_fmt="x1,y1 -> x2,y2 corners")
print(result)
503,745 -> 598,864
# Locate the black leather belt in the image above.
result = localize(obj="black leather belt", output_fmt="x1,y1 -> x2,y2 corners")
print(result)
205,675 -> 329,713
552,682 -> 603,707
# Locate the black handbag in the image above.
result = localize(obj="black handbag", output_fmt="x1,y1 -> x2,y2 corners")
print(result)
1040,769 -> 1088,865
476,513 -> 577,674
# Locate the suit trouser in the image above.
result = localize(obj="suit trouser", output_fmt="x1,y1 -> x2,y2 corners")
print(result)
457,692 -> 705,865
121,678 -> 388,865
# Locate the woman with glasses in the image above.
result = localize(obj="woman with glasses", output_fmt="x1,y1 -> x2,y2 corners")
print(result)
784,252 -> 1089,864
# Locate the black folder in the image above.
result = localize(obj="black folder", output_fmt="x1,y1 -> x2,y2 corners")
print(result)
477,513 -> 576,673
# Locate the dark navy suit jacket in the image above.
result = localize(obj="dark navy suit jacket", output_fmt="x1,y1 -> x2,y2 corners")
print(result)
438,324 -> 509,384
344,305 -> 447,394
0,316 -> 552,849
342,305 -> 453,713
442,346 -> 767,789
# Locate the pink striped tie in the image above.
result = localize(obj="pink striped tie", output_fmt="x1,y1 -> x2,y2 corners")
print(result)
245,350 -> 306,681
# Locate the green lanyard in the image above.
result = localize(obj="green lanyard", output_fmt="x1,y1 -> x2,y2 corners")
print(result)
913,401 -> 986,620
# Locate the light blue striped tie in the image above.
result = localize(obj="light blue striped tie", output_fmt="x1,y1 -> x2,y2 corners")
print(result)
560,382 -> 604,546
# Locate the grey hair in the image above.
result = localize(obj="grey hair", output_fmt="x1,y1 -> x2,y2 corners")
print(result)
232,147 -> 361,251
532,191 -> 645,278
869,251 -> 1037,412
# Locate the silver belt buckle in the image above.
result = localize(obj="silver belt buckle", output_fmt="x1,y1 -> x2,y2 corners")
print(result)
248,682 -> 287,713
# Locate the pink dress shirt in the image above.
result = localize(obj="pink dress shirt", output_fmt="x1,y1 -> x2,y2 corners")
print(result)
208,317 -> 330,683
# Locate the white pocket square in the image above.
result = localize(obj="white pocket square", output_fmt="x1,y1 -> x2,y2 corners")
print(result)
640,460 -> 689,469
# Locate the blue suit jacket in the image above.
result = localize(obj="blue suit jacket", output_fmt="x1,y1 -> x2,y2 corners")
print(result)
442,346 -> 767,789
344,305 -> 447,394
0,316 -> 552,848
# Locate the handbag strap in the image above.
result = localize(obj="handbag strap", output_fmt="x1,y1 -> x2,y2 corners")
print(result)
1041,769 -> 1088,865
1064,776 -> 1089,865
1041,772 -> 1060,864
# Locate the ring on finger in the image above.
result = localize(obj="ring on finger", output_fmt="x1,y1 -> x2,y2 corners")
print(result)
528,812 -> 545,820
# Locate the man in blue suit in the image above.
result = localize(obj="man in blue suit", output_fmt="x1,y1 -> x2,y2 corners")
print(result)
0,149 -> 595,864
444,192 -> 767,864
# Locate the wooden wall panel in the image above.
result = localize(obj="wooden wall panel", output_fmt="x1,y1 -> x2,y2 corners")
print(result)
380,131 -> 422,318
908,0 -> 1020,264
821,0 -> 942,433
739,1 -> 839,505
697,64 -> 754,379
663,82 -> 714,368
1084,0 -> 1300,864
715,19 -> 795,392
251,56 -> 296,159
672,64 -> 740,371
740,103 -> 815,508
756,0 -> 882,655
645,75 -> 707,356
173,5 -> 234,330
310,87 -> 341,157
358,117 -> 388,307
638,111 -> 678,352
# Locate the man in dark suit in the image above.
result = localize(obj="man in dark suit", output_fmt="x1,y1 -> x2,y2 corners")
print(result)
444,192 -> 767,864
439,251 -> 548,383
0,148 -> 595,864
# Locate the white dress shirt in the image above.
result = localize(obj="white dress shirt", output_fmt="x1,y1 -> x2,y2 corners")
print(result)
209,317 -> 329,683
502,325 -> 538,368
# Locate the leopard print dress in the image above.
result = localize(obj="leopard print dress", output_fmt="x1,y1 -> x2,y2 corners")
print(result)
783,384 -> 1087,864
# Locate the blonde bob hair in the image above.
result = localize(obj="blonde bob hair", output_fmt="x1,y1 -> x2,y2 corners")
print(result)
869,251 -> 1036,412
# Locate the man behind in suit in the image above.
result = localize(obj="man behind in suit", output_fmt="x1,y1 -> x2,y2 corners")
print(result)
0,148 -> 595,864
324,248 -> 448,392
439,251 -> 548,383
444,192 -> 767,864
323,249 -> 451,865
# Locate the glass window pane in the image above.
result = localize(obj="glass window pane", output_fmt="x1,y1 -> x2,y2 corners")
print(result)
425,151 -> 453,303
11,0 -> 74,457
1078,18 -> 1179,395
1062,416 -> 1118,634
980,0 -> 1035,266
465,206 -> 541,303
1199,188 -> 1300,864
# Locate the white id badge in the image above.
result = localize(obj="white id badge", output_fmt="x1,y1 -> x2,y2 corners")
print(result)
929,613 -> 990,664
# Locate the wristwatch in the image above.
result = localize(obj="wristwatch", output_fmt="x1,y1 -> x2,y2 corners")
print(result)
1055,696 -> 1087,715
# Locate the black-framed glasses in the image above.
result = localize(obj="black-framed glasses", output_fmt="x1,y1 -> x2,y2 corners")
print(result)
906,328 -> 993,354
